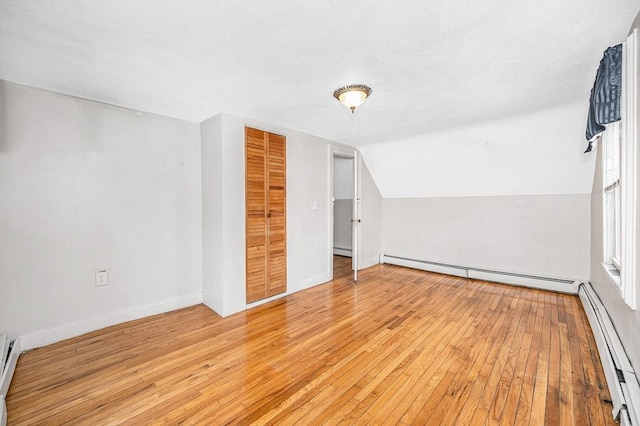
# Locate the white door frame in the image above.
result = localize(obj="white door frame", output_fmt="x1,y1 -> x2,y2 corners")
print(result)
329,145 -> 361,282
352,151 -> 360,281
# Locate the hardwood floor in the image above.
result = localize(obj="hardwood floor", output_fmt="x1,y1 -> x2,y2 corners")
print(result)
333,254 -> 353,280
7,257 -> 615,425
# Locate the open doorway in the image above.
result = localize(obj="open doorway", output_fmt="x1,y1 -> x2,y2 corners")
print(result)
332,154 -> 358,281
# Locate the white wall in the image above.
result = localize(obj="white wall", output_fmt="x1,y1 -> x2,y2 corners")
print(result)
0,81 -> 203,348
358,102 -> 593,282
333,156 -> 354,200
383,195 -> 590,280
200,114 -> 223,314
359,102 -> 595,198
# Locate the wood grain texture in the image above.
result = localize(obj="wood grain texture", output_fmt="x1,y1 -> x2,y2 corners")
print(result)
6,257 -> 615,425
266,132 -> 286,297
245,127 -> 268,303
245,127 -> 286,303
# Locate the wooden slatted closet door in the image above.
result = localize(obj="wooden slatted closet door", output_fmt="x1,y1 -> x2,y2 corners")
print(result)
245,127 -> 286,303
267,133 -> 286,296
246,128 -> 268,302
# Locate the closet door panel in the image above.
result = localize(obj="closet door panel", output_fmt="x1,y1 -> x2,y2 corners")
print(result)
268,214 -> 286,296
267,133 -> 286,297
245,129 -> 268,303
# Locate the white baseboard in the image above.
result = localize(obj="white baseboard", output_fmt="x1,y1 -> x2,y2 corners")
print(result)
0,338 -> 20,398
381,254 -> 577,294
246,272 -> 333,311
579,283 -> 640,425
0,336 -> 8,374
246,291 -> 290,310
301,272 -> 332,289
333,247 -> 352,257
1,397 -> 6,426
19,292 -> 203,351
468,270 -> 578,294
383,255 -> 467,278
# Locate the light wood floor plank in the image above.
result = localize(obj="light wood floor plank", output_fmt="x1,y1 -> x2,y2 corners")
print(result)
487,292 -> 533,424
465,291 -> 528,424
571,292 -> 611,425
545,293 -> 562,425
529,291 -> 552,426
437,284 -> 516,425
6,257 -> 616,425
512,290 -> 544,425
564,292 -> 597,424
496,290 -> 539,425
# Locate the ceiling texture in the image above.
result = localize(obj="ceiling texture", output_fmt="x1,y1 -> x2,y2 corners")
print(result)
1,0 -> 638,146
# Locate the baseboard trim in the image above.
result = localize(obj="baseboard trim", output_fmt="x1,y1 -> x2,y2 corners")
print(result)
246,272 -> 333,311
1,397 -> 6,426
333,247 -> 352,257
0,336 -> 8,376
381,254 -> 578,294
579,282 -> 640,425
19,292 -> 203,351
382,255 -> 467,278
246,291 -> 290,310
301,272 -> 332,289
468,270 -> 578,294
0,338 -> 20,398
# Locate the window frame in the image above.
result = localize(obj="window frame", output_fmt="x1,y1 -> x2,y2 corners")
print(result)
602,120 -> 622,270
602,28 -> 637,310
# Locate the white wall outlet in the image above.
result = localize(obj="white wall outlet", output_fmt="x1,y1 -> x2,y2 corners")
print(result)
96,270 -> 108,287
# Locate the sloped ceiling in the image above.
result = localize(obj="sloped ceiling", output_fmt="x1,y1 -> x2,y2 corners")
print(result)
1,0 -> 638,147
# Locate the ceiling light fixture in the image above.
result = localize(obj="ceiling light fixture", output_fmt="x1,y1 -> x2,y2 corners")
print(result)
333,84 -> 372,113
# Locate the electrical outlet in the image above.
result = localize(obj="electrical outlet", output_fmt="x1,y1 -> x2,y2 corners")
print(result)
96,270 -> 108,287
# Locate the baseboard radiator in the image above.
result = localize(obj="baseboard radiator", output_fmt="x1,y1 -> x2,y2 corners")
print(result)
579,283 -> 640,425
380,254 -> 578,294
0,335 -> 21,426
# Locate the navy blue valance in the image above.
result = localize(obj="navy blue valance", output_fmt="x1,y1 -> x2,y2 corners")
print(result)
585,44 -> 622,152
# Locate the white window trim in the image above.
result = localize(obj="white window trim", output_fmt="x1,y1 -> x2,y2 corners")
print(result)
602,121 -> 621,271
619,28 -> 637,310
602,29 -> 638,310
611,256 -> 621,271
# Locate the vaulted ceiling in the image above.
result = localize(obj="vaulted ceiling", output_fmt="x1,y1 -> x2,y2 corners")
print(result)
1,0 -> 638,146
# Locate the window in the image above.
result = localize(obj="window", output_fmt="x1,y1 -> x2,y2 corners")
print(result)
602,29 -> 637,310
603,121 -> 621,269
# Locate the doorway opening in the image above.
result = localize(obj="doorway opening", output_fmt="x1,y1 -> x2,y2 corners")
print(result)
331,150 -> 360,281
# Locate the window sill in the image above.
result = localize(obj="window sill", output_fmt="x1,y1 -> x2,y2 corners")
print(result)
601,262 -> 621,289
